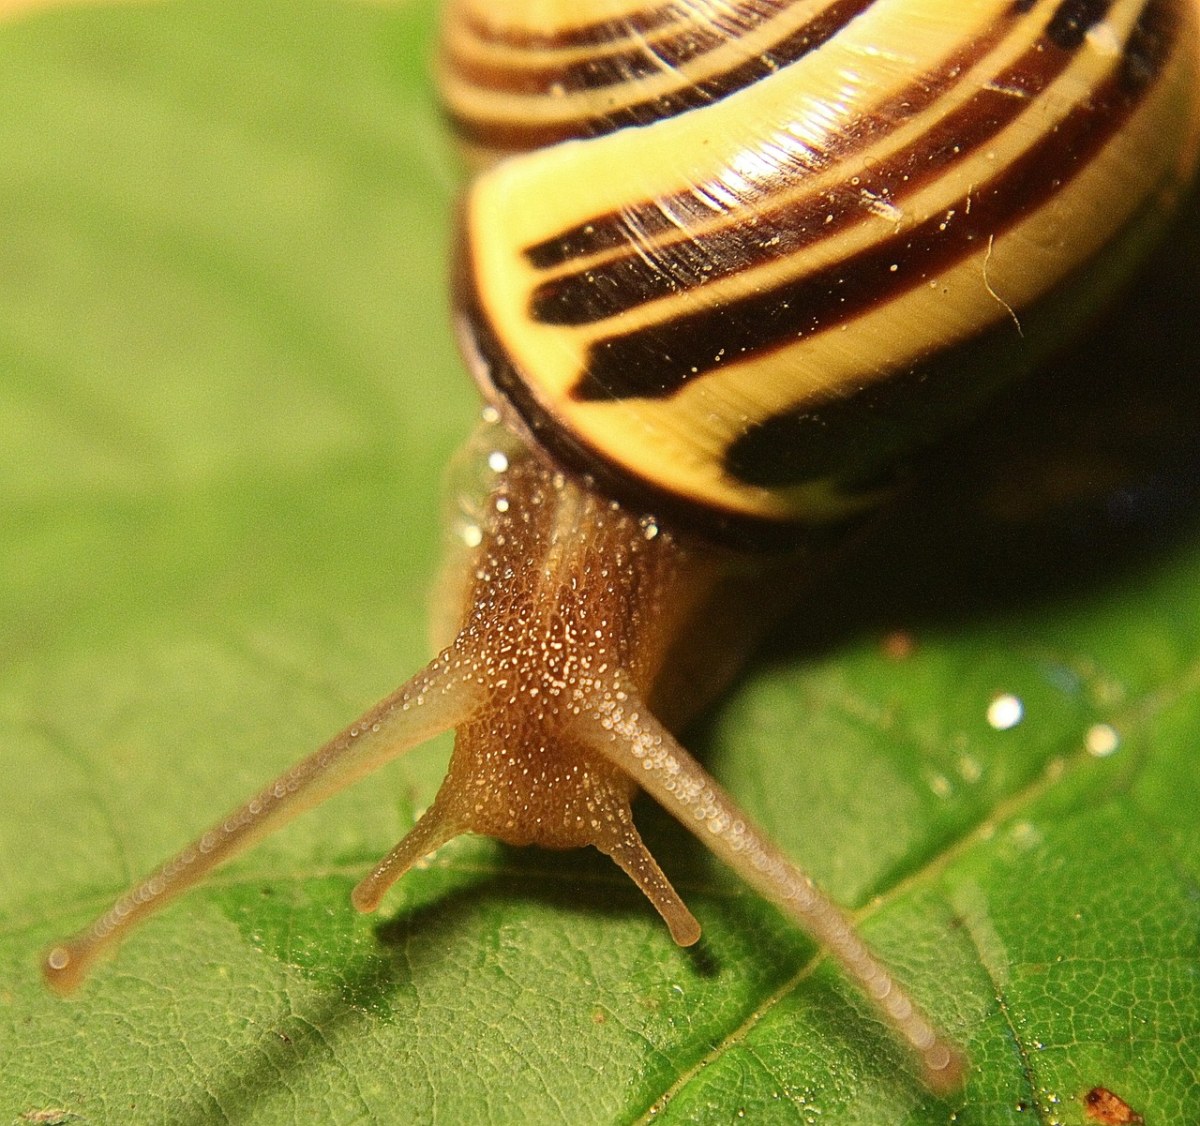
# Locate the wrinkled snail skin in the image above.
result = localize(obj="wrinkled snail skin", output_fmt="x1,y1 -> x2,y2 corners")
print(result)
43,0 -> 1200,1099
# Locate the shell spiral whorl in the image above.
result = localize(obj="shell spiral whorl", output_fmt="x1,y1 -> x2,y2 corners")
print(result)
445,0 -> 1200,540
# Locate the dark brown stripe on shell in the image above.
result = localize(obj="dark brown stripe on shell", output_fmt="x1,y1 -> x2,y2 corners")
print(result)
454,3 -> 682,51
454,242 -> 840,549
1047,0 -> 1112,47
522,2 -> 1030,271
721,323 -> 1037,490
529,11 -> 1059,325
446,0 -> 792,97
1122,0 -> 1176,88
530,39 -> 1036,319
445,26 -> 728,98
722,162 -> 1180,489
445,0 -> 877,151
567,0 -> 1171,402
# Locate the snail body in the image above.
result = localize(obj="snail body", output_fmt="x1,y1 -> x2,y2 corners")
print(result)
44,0 -> 1200,1095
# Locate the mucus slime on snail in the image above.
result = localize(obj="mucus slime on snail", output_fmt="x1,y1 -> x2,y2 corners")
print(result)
43,0 -> 1200,1096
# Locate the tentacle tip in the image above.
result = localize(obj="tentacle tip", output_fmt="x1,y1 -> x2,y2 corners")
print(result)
349,882 -> 381,915
920,1044 -> 968,1097
668,914 -> 702,947
42,943 -> 85,997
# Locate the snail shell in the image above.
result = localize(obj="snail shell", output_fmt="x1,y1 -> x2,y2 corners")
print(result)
43,0 -> 1200,1095
446,0 -> 1200,537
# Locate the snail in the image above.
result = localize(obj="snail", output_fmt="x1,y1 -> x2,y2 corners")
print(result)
42,0 -> 1200,1096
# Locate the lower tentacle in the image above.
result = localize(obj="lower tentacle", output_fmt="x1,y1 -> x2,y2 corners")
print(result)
43,651 -> 479,995
352,800 -> 463,913
596,824 -> 701,947
574,684 -> 966,1095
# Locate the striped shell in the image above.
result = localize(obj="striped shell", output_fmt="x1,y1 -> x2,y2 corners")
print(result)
444,0 -> 1200,537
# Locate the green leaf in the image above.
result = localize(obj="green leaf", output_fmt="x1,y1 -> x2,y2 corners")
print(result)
1,2 -> 1198,1123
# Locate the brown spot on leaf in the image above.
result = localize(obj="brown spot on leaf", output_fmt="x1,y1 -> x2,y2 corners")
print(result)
881,630 -> 916,660
1084,1086 -> 1144,1126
